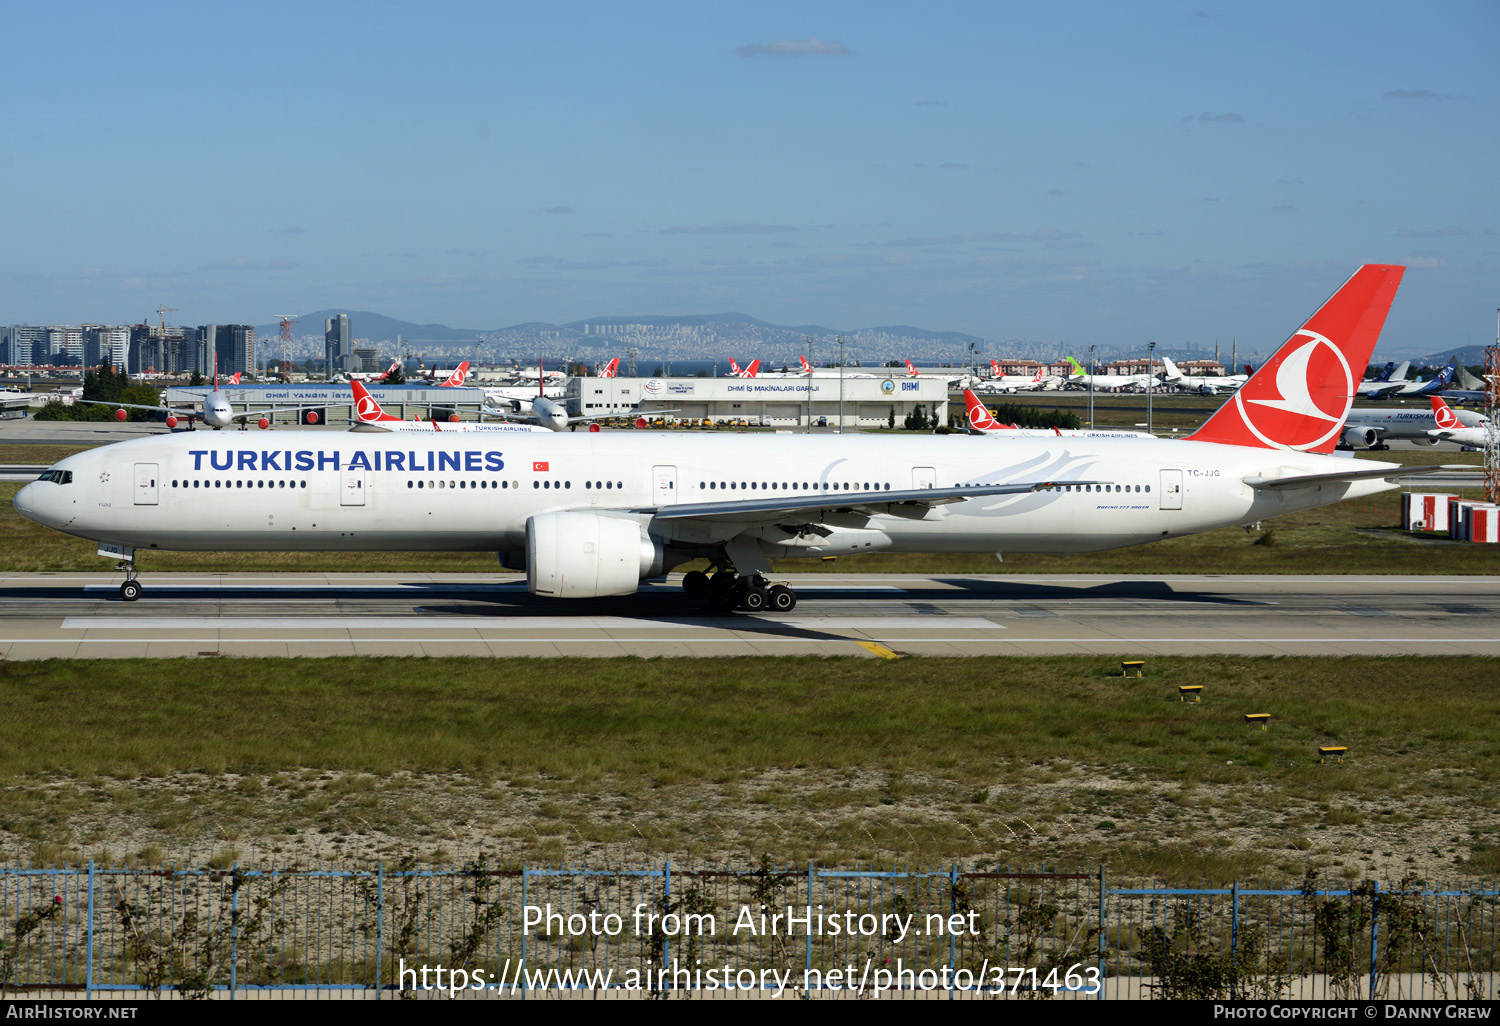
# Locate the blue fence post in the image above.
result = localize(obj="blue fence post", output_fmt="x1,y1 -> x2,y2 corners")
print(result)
806,862 -> 814,1000
949,864 -> 958,1001
375,863 -> 384,1001
1230,881 -> 1239,1002
229,864 -> 238,1000
663,861 -> 672,993
85,861 -> 94,1001
1097,866 -> 1106,1001
520,865 -> 528,1001
1368,880 -> 1381,1000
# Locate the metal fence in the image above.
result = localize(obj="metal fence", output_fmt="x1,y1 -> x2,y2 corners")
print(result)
1,862 -> 1495,999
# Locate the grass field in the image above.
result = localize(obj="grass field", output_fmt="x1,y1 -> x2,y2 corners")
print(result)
1,656 -> 1497,882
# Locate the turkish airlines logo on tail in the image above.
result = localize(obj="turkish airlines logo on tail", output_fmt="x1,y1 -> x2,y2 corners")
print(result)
1431,396 -> 1460,430
963,390 -> 1000,431
356,394 -> 382,420
1232,330 -> 1352,451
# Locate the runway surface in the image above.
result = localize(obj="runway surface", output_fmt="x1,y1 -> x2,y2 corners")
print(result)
0,572 -> 1495,659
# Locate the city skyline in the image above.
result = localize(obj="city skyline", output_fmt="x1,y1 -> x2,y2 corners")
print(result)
3,2 -> 1496,359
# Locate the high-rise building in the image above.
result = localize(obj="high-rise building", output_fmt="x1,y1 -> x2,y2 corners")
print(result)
325,314 -> 352,376
212,324 -> 255,377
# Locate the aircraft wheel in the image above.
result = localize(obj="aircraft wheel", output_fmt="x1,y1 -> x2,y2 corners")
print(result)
682,570 -> 710,599
120,580 -> 142,602
740,586 -> 770,612
768,585 -> 796,612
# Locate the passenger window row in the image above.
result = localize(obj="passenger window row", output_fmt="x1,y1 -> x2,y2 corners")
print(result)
698,481 -> 893,492
172,479 -> 306,489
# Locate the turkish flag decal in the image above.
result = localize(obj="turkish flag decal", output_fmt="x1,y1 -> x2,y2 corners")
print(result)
533,461 -> 549,472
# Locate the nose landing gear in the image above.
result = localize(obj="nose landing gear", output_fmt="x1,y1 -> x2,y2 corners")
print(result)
116,560 -> 143,602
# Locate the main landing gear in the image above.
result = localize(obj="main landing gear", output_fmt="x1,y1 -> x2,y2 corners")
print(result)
681,568 -> 796,612
116,561 -> 142,602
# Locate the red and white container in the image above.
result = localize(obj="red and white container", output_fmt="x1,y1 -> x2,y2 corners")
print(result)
1402,492 -> 1453,532
1469,504 -> 1500,544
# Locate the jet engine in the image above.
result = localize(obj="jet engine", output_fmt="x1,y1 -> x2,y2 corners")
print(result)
1341,426 -> 1379,449
525,511 -> 667,598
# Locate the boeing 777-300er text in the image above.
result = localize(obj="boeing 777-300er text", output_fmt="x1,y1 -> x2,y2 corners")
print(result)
16,265 -> 1427,608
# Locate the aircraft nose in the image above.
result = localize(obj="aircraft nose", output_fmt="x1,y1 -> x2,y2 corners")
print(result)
13,481 -> 39,523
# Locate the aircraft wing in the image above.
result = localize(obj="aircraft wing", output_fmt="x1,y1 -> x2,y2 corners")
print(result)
627,480 -> 1097,526
226,404 -> 326,422
1242,465 -> 1441,490
77,399 -> 194,419
572,408 -> 680,422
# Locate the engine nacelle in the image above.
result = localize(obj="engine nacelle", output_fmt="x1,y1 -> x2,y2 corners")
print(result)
526,511 -> 665,598
1342,426 -> 1379,449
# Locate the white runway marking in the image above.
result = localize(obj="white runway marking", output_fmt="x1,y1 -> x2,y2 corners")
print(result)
61,616 -> 1003,631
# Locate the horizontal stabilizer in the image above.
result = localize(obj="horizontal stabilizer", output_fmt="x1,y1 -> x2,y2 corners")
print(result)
1242,465 -> 1441,490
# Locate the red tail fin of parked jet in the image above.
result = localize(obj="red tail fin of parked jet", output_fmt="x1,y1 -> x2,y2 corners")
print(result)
1430,395 -> 1462,431
598,358 -> 619,378
904,359 -> 919,377
351,380 -> 401,422
799,356 -> 812,373
962,389 -> 1005,431
439,361 -> 471,388
1186,264 -> 1404,453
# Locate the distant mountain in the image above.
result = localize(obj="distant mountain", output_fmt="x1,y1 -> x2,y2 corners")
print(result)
1413,345 -> 1491,367
253,310 -> 487,344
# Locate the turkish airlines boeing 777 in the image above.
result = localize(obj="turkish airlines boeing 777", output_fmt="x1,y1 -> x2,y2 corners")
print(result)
16,265 -> 1421,609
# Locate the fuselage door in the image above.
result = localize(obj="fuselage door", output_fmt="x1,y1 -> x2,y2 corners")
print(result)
1159,469 -> 1183,510
652,465 -> 677,504
912,466 -> 936,490
340,468 -> 366,506
133,463 -> 159,505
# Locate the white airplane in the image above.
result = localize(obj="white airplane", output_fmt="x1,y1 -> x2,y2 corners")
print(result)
350,380 -> 549,434
1158,357 -> 1247,395
962,389 -> 1156,439
485,362 -> 667,432
79,365 -> 318,430
17,264 -> 1431,610
1064,357 -> 1156,392
343,359 -> 401,383
1426,396 -> 1491,448
1337,394 -> 1489,449
977,364 -> 1054,393
420,361 -> 471,387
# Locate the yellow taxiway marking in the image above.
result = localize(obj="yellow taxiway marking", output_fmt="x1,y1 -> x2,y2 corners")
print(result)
857,641 -> 903,660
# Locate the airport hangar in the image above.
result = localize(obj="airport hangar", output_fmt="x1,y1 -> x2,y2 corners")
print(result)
161,383 -> 491,425
566,374 -> 952,428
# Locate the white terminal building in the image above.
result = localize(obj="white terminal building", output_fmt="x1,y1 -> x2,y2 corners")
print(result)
567,375 -> 951,429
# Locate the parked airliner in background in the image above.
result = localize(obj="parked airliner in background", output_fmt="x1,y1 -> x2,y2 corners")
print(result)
18,265 -> 1430,611
1158,357 -> 1247,394
80,371 -> 315,430
976,365 -> 1053,393
350,381 -> 548,434
1337,394 -> 1488,449
597,358 -> 620,378
962,390 -> 1157,439
1064,357 -> 1155,391
727,359 -> 760,378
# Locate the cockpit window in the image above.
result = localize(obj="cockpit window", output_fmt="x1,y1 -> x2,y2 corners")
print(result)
37,470 -> 73,484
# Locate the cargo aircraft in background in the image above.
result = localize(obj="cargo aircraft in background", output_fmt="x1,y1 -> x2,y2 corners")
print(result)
17,265 -> 1431,610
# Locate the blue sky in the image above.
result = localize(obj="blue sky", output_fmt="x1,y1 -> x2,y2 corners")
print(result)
3,1 -> 1496,356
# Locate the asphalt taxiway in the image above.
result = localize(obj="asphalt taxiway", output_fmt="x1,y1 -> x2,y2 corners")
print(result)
0,573 -> 1495,659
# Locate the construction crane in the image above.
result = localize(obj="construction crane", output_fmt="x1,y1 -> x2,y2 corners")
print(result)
154,305 -> 178,333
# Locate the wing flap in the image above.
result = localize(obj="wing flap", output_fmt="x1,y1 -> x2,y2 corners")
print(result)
628,480 -> 1095,525
1242,465 -> 1439,490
